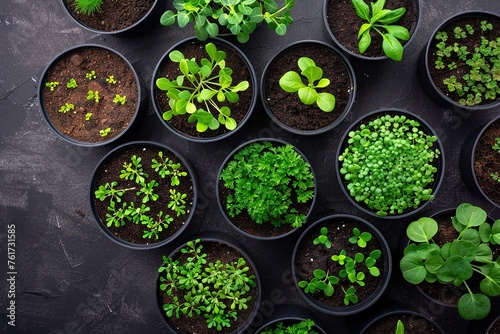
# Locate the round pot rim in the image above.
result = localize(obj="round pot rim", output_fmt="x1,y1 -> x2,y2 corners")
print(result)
89,140 -> 198,250
255,316 -> 327,334
38,43 -> 142,147
291,213 -> 393,316
260,39 -> 356,135
60,0 -> 161,35
360,309 -> 445,334
336,108 -> 445,219
151,36 -> 258,143
216,137 -> 317,240
322,0 -> 422,61
422,10 -> 500,111
156,236 -> 262,334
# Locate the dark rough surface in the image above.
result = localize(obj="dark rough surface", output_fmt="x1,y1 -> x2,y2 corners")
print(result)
1,1 -> 500,334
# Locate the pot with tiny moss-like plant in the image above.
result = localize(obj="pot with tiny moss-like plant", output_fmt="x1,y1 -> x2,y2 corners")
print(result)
256,317 -> 327,334
261,40 -> 356,135
152,37 -> 257,143
217,138 -> 317,239
418,11 -> 500,110
38,44 -> 142,146
336,109 -> 444,218
360,310 -> 444,334
90,141 -> 197,249
292,214 -> 392,315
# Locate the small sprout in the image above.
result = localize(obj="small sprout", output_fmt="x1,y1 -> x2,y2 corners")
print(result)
349,228 -> 372,248
67,78 -> 78,89
481,20 -> 493,31
74,0 -> 102,15
85,112 -> 92,121
106,75 -> 117,84
45,81 -> 59,91
99,127 -> 111,137
113,94 -> 127,105
85,70 -> 96,80
87,90 -> 99,103
313,227 -> 332,248
58,103 -> 75,113
396,319 -> 405,334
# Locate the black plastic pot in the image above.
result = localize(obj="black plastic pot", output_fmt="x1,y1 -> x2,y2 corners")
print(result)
360,310 -> 445,334
255,317 -> 327,334
292,214 -> 392,316
156,236 -> 262,334
151,37 -> 258,143
260,40 -> 356,135
485,315 -> 500,334
216,138 -> 317,240
89,141 -> 197,250
417,11 -> 500,110
60,0 -> 165,37
323,0 -> 421,61
38,44 -> 143,147
336,108 -> 445,219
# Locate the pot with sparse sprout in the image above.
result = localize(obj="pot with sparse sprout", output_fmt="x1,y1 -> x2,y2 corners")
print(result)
256,317 -> 327,334
360,310 -> 445,334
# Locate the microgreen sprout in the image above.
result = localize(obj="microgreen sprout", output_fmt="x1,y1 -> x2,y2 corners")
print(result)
279,56 -> 336,112
351,0 -> 409,61
106,75 -> 117,84
260,319 -> 319,334
152,151 -> 187,186
396,319 -> 404,334
99,127 -> 111,137
168,189 -> 187,216
85,112 -> 92,121
491,137 -> 500,183
58,103 -> 75,113
113,94 -> 127,105
45,81 -> 59,91
156,42 -> 249,132
74,0 -> 102,15
87,90 -> 99,103
67,78 -> 78,89
349,228 -> 372,248
313,227 -> 332,248
85,70 -> 96,80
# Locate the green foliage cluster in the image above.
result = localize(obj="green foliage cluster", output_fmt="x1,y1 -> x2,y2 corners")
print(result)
158,239 -> 257,331
299,227 -> 382,306
160,0 -> 295,43
74,0 -> 102,16
338,114 -> 441,216
400,203 -> 500,320
352,0 -> 409,61
94,151 -> 189,240
279,56 -> 336,112
220,141 -> 315,229
156,42 -> 249,133
260,319 -> 319,334
491,137 -> 500,183
434,20 -> 500,107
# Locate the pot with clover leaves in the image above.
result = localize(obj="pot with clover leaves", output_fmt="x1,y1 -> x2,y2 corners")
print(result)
217,138 -> 317,239
156,237 -> 261,333
260,40 -> 356,135
255,317 -> 327,334
292,214 -> 392,315
417,11 -> 500,110
152,37 -> 257,142
90,141 -> 197,249
336,109 -> 444,218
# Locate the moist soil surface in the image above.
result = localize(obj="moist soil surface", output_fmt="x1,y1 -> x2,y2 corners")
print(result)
157,240 -> 259,334
294,218 -> 386,308
363,313 -> 442,333
474,119 -> 500,205
326,0 -> 418,58
93,143 -> 194,245
154,41 -> 254,140
42,47 -> 138,143
263,44 -> 352,132
65,0 -> 155,32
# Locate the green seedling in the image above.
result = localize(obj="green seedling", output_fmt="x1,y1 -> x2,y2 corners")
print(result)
85,112 -> 92,121
87,90 -> 99,103
113,94 -> 127,105
58,103 -> 75,113
99,127 -> 111,137
85,70 -> 96,80
313,227 -> 332,248
106,75 -> 117,84
151,151 -> 187,186
396,319 -> 404,334
168,189 -> 187,217
492,137 -> 500,183
46,81 -> 59,91
349,227 -> 372,248
67,78 -> 78,89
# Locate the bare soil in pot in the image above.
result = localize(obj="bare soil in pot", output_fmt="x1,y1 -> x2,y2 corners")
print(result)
64,0 -> 156,32
326,0 -> 418,58
474,119 -> 500,206
363,313 -> 442,334
42,47 -> 139,143
263,44 -> 352,131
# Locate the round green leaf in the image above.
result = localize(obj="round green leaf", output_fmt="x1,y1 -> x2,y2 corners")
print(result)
169,50 -> 185,62
324,283 -> 334,297
316,92 -> 336,112
400,253 -> 426,284
406,217 -> 438,243
297,57 -> 316,72
449,240 -> 476,262
298,87 -> 318,105
225,117 -> 237,130
480,267 -> 500,297
456,203 -> 487,228
437,255 -> 473,282
279,71 -> 305,92
458,293 -> 490,320
425,254 -> 444,274
275,23 -> 287,36
160,10 -> 176,26
156,78 -> 173,91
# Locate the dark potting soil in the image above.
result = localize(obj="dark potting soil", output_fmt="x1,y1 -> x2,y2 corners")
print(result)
42,47 -> 138,143
158,241 -> 259,334
363,313 -> 442,334
65,0 -> 155,32
294,218 -> 386,308
93,144 -> 194,244
474,119 -> 500,205
427,16 -> 500,107
154,41 -> 254,140
263,45 -> 352,131
326,0 -> 418,58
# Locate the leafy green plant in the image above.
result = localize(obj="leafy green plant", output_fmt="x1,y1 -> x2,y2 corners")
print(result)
87,90 -> 99,103
400,203 -> 500,320
58,103 -> 75,113
160,0 -> 296,43
45,81 -> 59,91
338,113 -> 441,216
279,56 -> 336,112
313,227 -> 332,248
220,141 -> 315,229
113,94 -> 127,105
106,75 -> 117,84
156,42 -> 249,133
74,0 -> 102,15
351,0 -> 410,61
67,78 -> 78,89
85,70 -> 96,80
158,239 -> 257,331
85,112 -> 92,121
260,319 -> 319,334
99,127 -> 111,137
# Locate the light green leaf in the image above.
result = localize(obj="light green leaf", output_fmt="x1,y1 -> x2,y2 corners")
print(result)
316,92 -> 335,112
298,87 -> 318,105
359,29 -> 372,54
480,267 -> 500,297
458,293 -> 490,320
407,217 -> 438,243
279,71 -> 305,92
297,57 -> 316,72
382,25 -> 410,41
456,203 -> 487,228
400,253 -> 426,284
381,33 -> 404,61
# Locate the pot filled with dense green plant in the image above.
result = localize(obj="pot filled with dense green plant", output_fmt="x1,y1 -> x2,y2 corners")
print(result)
38,44 -> 142,146
418,11 -> 500,110
323,0 -> 420,61
461,115 -> 500,209
399,203 -> 500,321
160,0 -> 296,43
292,214 -> 392,315
61,0 -> 165,36
336,109 -> 444,218
360,310 -> 444,333
217,138 -> 316,239
260,40 -> 356,135
152,37 -> 257,142
255,317 -> 327,334
156,237 -> 261,333
90,141 -> 197,249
